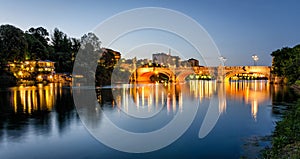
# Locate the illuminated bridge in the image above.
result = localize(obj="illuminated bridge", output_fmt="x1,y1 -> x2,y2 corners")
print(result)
132,66 -> 272,83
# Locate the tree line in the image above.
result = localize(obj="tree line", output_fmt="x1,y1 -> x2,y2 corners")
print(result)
271,44 -> 300,84
0,24 -> 80,73
0,24 -> 122,86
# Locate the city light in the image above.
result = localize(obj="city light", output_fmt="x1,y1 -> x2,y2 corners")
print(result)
252,54 -> 259,66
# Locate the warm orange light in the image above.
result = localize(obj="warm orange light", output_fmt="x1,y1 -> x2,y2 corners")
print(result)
37,75 -> 42,80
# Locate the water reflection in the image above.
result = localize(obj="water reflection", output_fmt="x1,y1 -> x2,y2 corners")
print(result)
107,81 -> 217,115
99,80 -> 273,121
225,80 -> 270,120
10,83 -> 61,114
1,81 -> 292,129
0,80 -> 298,158
0,83 -> 76,142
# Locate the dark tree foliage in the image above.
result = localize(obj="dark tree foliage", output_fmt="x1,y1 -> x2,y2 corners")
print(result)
50,28 -> 80,73
75,32 -> 120,86
96,49 -> 120,86
25,33 -> 48,60
0,24 -> 28,64
25,27 -> 51,60
0,24 -> 123,78
271,45 -> 300,84
0,24 -> 80,73
27,27 -> 49,47
71,38 -> 80,60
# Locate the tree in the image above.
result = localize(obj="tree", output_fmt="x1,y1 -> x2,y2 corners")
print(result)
73,33 -> 102,84
96,48 -> 120,86
27,27 -> 49,47
80,32 -> 101,51
25,33 -> 48,60
51,28 -> 64,54
71,38 -> 80,60
50,28 -> 76,73
0,24 -> 27,64
271,45 -> 300,84
25,27 -> 51,60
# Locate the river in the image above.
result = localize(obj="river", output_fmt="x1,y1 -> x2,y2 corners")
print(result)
0,81 -> 297,159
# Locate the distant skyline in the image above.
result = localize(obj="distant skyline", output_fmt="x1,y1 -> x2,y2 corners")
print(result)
1,0 -> 300,66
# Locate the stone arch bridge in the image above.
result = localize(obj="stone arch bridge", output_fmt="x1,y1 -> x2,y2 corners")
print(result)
132,66 -> 272,83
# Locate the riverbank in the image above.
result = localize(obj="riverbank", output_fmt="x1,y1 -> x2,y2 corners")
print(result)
261,84 -> 300,158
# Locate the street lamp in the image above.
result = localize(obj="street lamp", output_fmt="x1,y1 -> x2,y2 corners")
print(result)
219,56 -> 227,66
252,54 -> 259,66
218,56 -> 227,83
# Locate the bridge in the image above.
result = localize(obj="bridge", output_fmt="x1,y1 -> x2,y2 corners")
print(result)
131,66 -> 272,83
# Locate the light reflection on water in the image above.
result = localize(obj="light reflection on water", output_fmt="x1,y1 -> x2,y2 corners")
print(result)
0,80 -> 297,158
105,80 -> 270,120
9,83 -> 62,114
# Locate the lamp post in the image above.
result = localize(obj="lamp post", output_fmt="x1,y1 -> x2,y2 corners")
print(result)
219,56 -> 227,66
218,56 -> 227,83
252,54 -> 259,66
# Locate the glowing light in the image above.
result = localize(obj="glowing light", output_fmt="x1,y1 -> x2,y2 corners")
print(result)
142,87 -> 145,106
251,100 -> 258,121
179,92 -> 183,113
37,75 -> 42,80
13,90 -> 17,113
172,93 -> 176,113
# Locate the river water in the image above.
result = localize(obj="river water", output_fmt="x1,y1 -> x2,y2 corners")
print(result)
0,81 -> 297,159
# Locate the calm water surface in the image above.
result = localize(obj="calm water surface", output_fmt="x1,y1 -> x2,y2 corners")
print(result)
0,81 -> 297,159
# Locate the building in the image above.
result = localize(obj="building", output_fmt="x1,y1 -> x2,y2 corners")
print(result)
152,52 -> 180,68
180,58 -> 200,67
8,60 -> 55,81
180,60 -> 190,67
136,59 -> 150,67
188,58 -> 199,67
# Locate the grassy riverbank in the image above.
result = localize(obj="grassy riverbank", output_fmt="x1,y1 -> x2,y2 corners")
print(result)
262,84 -> 300,158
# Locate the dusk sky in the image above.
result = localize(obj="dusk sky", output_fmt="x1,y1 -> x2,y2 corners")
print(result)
1,0 -> 300,66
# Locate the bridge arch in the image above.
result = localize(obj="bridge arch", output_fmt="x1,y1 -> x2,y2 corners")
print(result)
223,66 -> 271,81
134,67 -> 176,83
176,70 -> 195,83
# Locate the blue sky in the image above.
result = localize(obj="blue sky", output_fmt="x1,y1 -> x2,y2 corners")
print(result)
1,0 -> 300,66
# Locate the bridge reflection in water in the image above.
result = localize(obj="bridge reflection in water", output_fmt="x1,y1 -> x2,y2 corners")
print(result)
1,79 -> 296,158
106,80 -> 270,120
7,81 -> 270,121
226,81 -> 270,120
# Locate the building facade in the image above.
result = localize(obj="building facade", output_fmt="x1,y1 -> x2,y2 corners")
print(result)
152,52 -> 180,68
188,58 -> 199,67
8,60 -> 55,82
